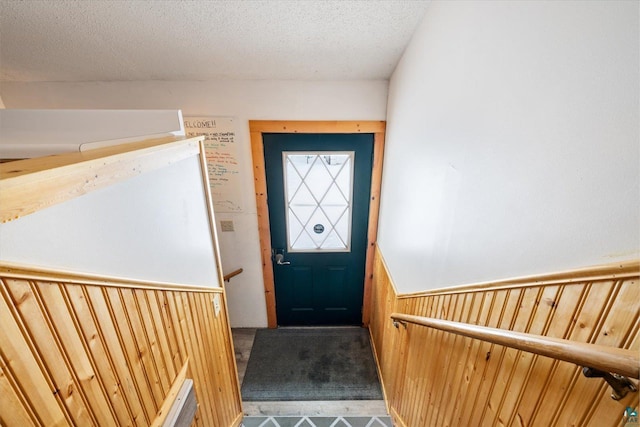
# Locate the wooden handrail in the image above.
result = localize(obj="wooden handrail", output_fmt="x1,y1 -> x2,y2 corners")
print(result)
223,268 -> 243,282
390,313 -> 639,379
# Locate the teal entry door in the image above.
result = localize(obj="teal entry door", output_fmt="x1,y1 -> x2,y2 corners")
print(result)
264,133 -> 374,326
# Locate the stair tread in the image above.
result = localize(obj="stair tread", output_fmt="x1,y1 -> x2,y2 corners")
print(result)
243,400 -> 388,417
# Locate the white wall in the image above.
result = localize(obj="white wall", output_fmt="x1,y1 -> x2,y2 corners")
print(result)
0,80 -> 388,326
378,1 -> 640,293
1,155 -> 220,288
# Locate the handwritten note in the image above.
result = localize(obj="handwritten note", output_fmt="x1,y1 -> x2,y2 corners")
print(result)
184,117 -> 243,212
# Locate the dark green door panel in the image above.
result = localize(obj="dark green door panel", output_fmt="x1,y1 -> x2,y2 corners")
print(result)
264,133 -> 373,325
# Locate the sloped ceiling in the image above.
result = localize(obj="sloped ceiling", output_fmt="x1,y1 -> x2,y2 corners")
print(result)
0,0 -> 430,82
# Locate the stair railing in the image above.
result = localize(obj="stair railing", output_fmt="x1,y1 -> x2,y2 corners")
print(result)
390,312 -> 638,400
223,268 -> 244,282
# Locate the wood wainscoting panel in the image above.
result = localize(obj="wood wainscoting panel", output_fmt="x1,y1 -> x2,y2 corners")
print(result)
369,248 -> 639,427
0,269 -> 242,427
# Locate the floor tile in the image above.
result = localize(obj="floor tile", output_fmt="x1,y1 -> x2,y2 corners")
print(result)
306,417 -> 335,427
342,417 -> 371,427
366,417 -> 393,427
241,417 -> 280,427
274,416 -> 307,427
242,416 -> 394,427
241,417 -> 269,427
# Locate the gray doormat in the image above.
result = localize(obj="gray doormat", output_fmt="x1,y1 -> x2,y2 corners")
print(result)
241,327 -> 383,401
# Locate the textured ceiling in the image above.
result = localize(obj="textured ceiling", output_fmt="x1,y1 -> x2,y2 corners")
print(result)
0,0 -> 430,82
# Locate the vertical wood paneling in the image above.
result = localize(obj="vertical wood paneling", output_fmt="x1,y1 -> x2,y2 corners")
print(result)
65,284 -> 135,426
369,249 -> 639,427
0,282 -> 69,426
521,285 -> 584,426
37,282 -> 118,425
155,291 -> 182,374
6,278 -> 96,425
443,293 -> 481,425
0,364 -> 37,426
0,271 -> 242,427
587,318 -> 640,426
85,285 -> 149,425
459,291 -> 496,426
142,290 -> 177,388
106,286 -> 158,422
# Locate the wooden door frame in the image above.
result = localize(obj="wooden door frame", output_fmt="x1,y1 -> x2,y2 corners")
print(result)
250,121 -> 385,328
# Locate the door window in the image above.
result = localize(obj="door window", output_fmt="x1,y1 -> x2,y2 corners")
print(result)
283,151 -> 354,252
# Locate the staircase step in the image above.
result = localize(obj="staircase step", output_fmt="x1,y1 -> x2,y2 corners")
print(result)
241,415 -> 393,427
242,400 -> 388,417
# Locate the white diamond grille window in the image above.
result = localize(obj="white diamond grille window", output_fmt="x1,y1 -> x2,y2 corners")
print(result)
283,152 -> 354,252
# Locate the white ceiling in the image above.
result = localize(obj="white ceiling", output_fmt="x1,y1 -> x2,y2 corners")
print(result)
0,0 -> 430,82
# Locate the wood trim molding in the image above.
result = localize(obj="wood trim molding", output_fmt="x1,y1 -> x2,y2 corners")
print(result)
0,136 -> 203,223
0,262 -> 224,293
248,120 -> 385,134
374,243 -> 639,299
197,139 -> 228,290
250,129 -> 278,328
396,259 -> 640,299
390,407 -> 409,427
249,120 -> 386,328
361,132 -> 385,325
367,328 -> 392,414
151,360 -> 189,427
231,413 -> 244,427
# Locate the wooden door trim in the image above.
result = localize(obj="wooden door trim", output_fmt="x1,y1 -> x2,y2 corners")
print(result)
249,121 -> 386,328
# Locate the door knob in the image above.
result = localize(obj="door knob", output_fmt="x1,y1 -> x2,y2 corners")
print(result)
275,253 -> 290,265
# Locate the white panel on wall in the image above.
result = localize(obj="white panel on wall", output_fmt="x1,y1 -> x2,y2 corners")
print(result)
378,1 -> 640,293
0,155 -> 220,288
0,109 -> 184,158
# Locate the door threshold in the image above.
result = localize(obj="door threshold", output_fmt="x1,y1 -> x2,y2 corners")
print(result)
242,400 -> 388,417
276,325 -> 366,329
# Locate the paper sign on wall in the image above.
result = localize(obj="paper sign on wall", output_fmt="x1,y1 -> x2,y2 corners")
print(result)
184,117 -> 243,212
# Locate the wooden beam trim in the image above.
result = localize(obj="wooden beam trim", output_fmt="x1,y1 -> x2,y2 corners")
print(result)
249,120 -> 385,134
150,359 -> 189,427
197,140 -> 228,291
231,412 -> 244,427
367,327 -> 392,414
0,136 -> 197,178
0,263 -> 224,294
0,136 -> 203,223
250,130 -> 277,328
362,131 -> 385,326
